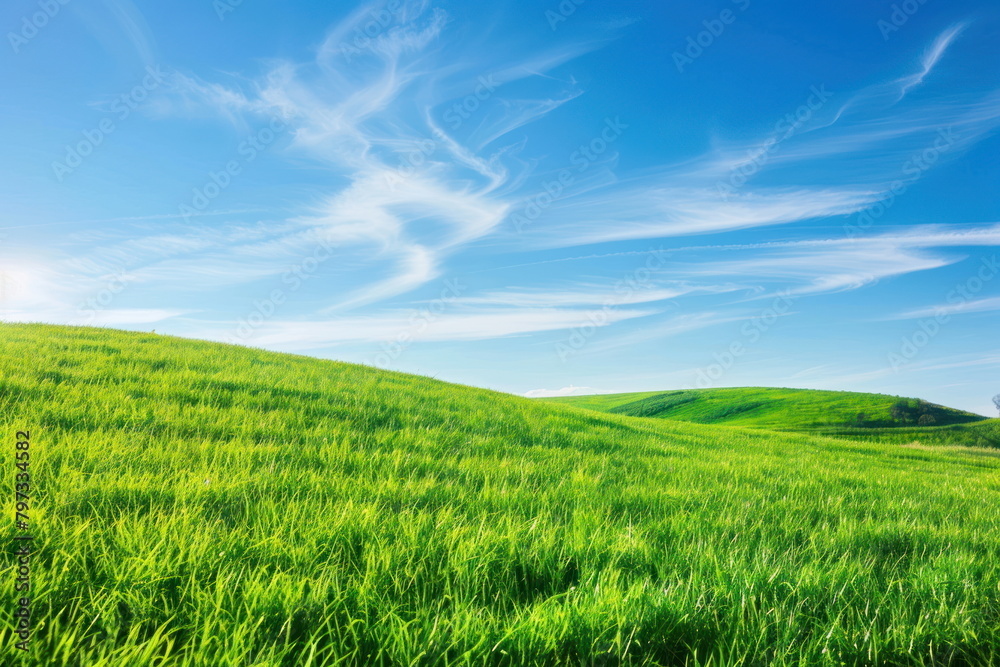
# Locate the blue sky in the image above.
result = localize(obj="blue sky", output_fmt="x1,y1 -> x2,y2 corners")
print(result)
2,0 -> 999,415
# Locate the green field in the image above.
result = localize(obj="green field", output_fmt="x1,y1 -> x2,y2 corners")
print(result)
545,388 -> 1000,450
543,387 -> 987,429
3,323 -> 1000,665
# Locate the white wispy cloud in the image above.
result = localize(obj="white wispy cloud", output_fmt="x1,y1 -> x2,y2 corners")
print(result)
0,256 -> 189,327
454,282 -> 738,308
135,12 -> 1000,318
153,0 -> 601,311
12,10 -> 995,373
688,242 -> 952,297
524,385 -> 596,398
67,0 -> 158,68
898,22 -> 968,100
83,308 -> 191,326
210,305 -> 658,351
904,352 -> 1000,373
891,295 -> 1000,321
508,225 -> 1000,300
520,186 -> 881,248
572,312 -> 747,358
514,25 -> 1000,250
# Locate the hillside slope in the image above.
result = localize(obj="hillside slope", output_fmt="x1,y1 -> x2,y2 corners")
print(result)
2,323 -> 1000,666
544,387 -> 999,449
544,387 -> 987,429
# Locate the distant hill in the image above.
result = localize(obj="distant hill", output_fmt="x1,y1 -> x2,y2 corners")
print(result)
543,387 -> 988,430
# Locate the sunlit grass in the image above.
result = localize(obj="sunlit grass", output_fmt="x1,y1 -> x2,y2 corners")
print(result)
2,323 -> 999,665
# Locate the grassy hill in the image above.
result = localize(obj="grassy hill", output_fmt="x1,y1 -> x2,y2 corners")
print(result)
3,323 -> 1000,665
544,388 -> 999,450
544,387 -> 987,429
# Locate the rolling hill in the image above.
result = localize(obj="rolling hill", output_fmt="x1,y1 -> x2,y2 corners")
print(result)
2,323 -> 1000,665
544,388 -> 1000,450
543,387 -> 987,429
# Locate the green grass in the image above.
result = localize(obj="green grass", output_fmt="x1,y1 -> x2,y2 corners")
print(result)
544,388 -> 999,450
544,387 -> 988,429
773,421 -> 1000,449
3,323 -> 1000,665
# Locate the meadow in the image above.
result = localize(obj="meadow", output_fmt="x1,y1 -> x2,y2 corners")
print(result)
547,388 -> 1000,450
2,322 -> 1000,666
544,387 -> 986,429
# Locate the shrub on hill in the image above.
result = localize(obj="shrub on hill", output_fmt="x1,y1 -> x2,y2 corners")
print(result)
890,399 -> 948,426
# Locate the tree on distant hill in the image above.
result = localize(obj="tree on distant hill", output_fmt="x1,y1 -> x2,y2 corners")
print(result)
994,393 -> 1000,416
891,399 -> 939,426
890,400 -> 917,424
